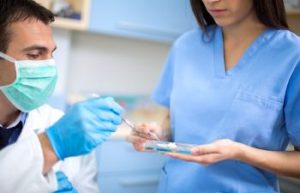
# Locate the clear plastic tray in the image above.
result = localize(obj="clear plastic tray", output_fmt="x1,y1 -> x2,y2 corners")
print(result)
144,140 -> 195,155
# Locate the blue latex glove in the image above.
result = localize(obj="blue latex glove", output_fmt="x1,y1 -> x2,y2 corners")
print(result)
54,171 -> 77,193
46,97 -> 123,160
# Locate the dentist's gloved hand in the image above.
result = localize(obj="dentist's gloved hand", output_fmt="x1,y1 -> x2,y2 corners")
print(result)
54,171 -> 77,193
46,97 -> 124,160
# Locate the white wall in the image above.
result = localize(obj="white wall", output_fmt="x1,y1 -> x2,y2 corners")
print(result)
66,32 -> 171,96
48,28 -> 72,109
53,29 -> 71,96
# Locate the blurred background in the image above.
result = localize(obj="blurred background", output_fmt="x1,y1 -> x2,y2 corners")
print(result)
34,0 -> 300,192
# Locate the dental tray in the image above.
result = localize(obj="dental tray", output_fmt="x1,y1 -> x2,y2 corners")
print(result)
144,140 -> 195,155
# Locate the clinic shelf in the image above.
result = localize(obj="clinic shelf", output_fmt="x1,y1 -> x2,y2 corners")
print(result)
88,0 -> 195,42
35,0 -> 91,31
286,8 -> 300,15
52,14 -> 89,31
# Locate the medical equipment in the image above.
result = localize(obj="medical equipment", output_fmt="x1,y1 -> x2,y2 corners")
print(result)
122,118 -> 160,140
144,140 -> 195,155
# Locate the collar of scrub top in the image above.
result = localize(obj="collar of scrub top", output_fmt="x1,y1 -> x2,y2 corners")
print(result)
0,112 -> 27,129
0,112 -> 27,149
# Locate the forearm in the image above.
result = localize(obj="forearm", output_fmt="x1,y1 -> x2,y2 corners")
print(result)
238,144 -> 300,178
38,133 -> 58,175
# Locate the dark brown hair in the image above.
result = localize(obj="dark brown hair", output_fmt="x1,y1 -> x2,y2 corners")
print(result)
190,0 -> 289,32
0,0 -> 55,52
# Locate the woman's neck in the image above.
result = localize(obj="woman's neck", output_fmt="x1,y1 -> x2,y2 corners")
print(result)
221,12 -> 268,71
222,11 -> 267,44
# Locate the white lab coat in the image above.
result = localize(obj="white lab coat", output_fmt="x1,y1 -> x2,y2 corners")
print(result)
0,104 -> 100,193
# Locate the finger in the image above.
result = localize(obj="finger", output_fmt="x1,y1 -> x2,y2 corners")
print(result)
135,124 -> 160,139
192,144 -> 218,155
55,171 -> 68,180
165,152 -> 223,165
92,131 -> 113,144
133,141 -> 146,151
126,133 -> 147,143
135,124 -> 151,133
148,122 -> 160,131
126,134 -> 147,151
105,97 -> 124,115
87,97 -> 124,115
95,110 -> 122,125
195,154 -> 223,165
133,130 -> 152,139
164,152 -> 197,162
93,120 -> 118,132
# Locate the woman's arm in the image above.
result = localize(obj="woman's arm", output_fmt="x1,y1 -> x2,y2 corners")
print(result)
165,139 -> 300,178
237,143 -> 300,178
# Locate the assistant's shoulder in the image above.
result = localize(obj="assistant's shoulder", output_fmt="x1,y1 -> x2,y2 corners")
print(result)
273,29 -> 300,51
172,26 -> 217,51
176,28 -> 203,42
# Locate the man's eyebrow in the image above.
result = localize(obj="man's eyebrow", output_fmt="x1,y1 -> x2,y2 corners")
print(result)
22,45 -> 57,53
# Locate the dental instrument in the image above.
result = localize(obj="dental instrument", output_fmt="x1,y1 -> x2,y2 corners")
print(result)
122,117 -> 160,140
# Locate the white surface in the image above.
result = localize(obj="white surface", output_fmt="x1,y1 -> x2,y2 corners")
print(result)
67,32 -> 170,95
52,28 -> 71,96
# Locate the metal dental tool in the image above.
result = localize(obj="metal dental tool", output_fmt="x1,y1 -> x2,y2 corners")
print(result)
122,117 -> 160,140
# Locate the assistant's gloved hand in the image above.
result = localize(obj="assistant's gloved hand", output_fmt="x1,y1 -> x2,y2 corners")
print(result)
46,97 -> 124,160
54,171 -> 77,193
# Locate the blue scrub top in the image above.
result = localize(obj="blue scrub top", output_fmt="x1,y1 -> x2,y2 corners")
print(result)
152,26 -> 300,193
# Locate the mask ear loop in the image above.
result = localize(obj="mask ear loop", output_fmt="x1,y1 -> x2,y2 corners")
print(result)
0,52 -> 18,88
0,52 -> 16,63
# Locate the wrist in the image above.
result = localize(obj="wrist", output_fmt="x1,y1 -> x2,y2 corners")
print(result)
45,126 -> 64,160
38,133 -> 58,175
234,142 -> 251,162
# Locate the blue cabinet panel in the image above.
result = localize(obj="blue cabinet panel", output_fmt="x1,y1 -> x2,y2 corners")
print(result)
98,172 -> 160,193
89,0 -> 196,42
96,139 -> 167,193
96,140 -> 167,173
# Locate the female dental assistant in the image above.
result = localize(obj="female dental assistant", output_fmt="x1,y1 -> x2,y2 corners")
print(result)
128,0 -> 300,192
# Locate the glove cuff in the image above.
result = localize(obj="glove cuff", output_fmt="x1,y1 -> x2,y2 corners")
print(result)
45,126 -> 64,160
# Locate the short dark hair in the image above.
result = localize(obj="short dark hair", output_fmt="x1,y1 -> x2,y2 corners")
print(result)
0,0 -> 55,52
190,0 -> 289,32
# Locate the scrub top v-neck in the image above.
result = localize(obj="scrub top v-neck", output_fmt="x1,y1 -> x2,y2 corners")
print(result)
152,25 -> 300,193
213,27 -> 273,78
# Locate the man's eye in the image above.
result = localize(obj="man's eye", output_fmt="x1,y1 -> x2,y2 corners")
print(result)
27,54 -> 40,59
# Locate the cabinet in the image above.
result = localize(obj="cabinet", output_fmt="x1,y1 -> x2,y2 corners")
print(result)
287,8 -> 300,15
96,139 -> 167,193
286,8 -> 300,35
285,0 -> 300,16
89,0 -> 196,42
35,0 -> 91,30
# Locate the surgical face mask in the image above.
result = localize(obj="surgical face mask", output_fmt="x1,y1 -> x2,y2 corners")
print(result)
0,52 -> 57,112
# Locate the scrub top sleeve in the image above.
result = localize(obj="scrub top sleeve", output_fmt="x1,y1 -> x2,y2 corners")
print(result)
151,46 -> 176,108
285,61 -> 300,147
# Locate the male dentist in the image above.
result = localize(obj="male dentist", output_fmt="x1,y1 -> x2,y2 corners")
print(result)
0,0 -> 123,192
